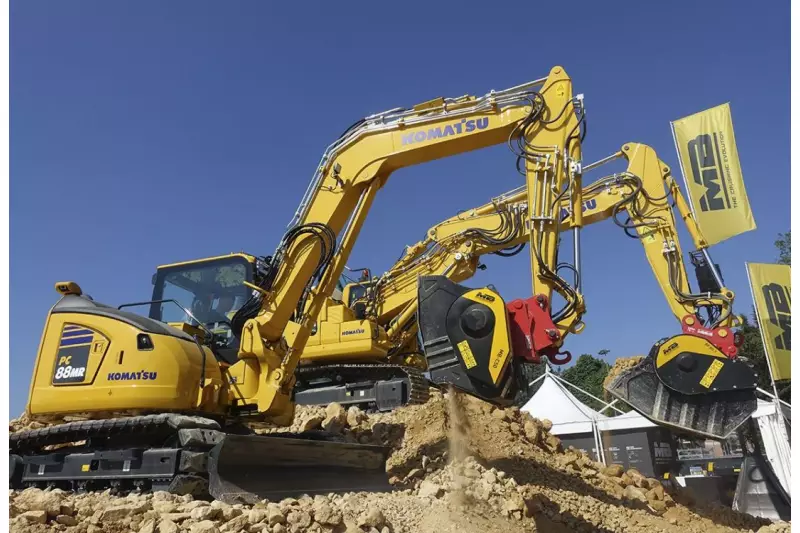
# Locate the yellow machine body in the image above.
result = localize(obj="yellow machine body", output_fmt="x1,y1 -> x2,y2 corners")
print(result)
28,306 -> 226,416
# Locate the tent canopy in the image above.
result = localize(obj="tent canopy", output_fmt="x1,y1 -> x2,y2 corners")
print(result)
521,373 -> 655,435
522,372 -> 655,435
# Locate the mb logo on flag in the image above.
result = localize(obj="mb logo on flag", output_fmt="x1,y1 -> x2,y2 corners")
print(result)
671,102 -> 755,246
763,282 -> 791,351
688,133 -> 731,212
747,263 -> 791,382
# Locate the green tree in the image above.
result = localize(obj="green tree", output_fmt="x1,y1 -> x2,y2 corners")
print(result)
775,231 -> 791,265
561,353 -> 611,411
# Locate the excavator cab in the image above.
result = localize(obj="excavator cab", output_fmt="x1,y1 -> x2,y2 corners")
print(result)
145,254 -> 255,362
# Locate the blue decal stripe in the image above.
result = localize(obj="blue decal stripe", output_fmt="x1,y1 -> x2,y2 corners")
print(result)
64,325 -> 82,331
62,329 -> 93,338
59,336 -> 94,347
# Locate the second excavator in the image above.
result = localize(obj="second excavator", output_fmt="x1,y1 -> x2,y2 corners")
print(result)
10,67 -> 758,503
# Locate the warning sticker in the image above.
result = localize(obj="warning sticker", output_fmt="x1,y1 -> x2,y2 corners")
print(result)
700,359 -> 725,388
457,340 -> 477,369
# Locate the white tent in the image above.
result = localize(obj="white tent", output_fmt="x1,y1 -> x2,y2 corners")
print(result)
521,372 -> 607,435
520,367 -> 658,465
521,368 -> 655,436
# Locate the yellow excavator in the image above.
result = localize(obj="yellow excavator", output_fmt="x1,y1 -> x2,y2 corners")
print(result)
294,141 -> 752,417
10,67 -> 758,503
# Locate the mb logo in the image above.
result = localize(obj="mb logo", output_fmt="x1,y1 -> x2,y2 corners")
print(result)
763,283 -> 791,350
688,133 -> 731,212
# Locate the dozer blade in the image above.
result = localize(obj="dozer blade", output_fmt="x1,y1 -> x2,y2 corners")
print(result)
605,335 -> 758,440
207,433 -> 392,504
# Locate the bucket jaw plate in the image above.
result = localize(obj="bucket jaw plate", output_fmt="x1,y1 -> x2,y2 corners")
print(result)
605,357 -> 757,440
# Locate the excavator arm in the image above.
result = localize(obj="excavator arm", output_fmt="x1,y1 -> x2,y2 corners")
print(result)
348,143 -> 738,358
349,142 -> 756,438
231,66 -> 586,421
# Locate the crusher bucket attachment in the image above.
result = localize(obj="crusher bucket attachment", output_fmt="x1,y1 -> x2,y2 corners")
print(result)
207,433 -> 392,504
604,334 -> 758,440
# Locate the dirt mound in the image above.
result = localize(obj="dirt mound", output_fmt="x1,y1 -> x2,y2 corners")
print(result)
603,355 -> 644,392
9,389 -> 789,533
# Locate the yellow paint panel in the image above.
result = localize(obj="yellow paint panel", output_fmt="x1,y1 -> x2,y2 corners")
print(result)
457,340 -> 477,370
461,289 -> 512,384
700,359 -> 725,389
81,464 -> 90,472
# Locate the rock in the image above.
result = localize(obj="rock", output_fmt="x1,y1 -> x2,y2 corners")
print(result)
248,525 -> 269,533
325,403 -> 347,423
184,501 -> 210,510
100,502 -> 152,522
221,514 -> 250,532
346,406 -> 367,428
57,514 -> 79,526
602,464 -> 624,477
161,512 -> 191,522
626,468 -> 647,488
381,528 -> 390,533
301,415 -> 325,432
272,524 -> 287,533
418,480 -> 443,498
523,421 -> 541,443
267,504 -> 285,526
491,408 -> 508,421
358,509 -> 385,529
646,484 -> 665,501
60,502 -> 75,516
482,470 -> 497,484
463,467 -> 481,479
153,501 -> 178,514
649,500 -> 667,515
286,510 -> 312,529
278,498 -> 297,512
474,480 -> 493,500
15,488 -> 65,516
645,477 -> 662,490
313,503 -> 342,526
21,510 -> 47,524
190,506 -> 220,521
623,485 -> 649,504
249,509 -> 267,524
138,519 -> 157,533
221,507 -> 243,521
504,493 -> 525,513
544,434 -> 561,451
191,520 -> 221,533
156,520 -> 178,533
620,473 -> 633,487
541,418 -> 553,431
509,422 -> 521,434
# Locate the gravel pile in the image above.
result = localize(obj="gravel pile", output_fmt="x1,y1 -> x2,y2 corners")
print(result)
9,388 -> 791,533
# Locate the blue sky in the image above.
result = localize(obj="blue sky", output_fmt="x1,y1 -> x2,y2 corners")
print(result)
10,1 -> 789,416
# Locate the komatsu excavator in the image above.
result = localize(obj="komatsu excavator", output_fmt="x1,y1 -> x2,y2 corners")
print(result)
10,67 -> 758,503
294,142 -> 753,418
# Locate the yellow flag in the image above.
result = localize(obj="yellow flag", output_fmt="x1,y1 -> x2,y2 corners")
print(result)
747,263 -> 791,381
671,103 -> 756,246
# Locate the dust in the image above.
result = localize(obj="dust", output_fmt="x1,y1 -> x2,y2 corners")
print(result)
445,388 -> 471,506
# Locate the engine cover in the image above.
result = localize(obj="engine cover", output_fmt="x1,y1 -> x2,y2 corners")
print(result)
416,276 -> 515,403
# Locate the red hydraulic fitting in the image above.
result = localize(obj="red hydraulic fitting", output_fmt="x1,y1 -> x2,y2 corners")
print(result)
681,315 -> 739,358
